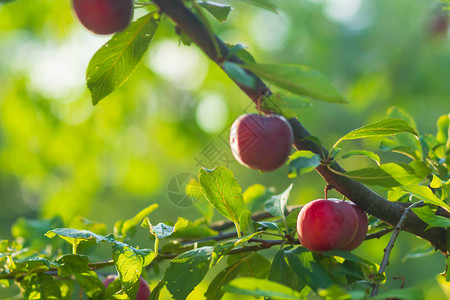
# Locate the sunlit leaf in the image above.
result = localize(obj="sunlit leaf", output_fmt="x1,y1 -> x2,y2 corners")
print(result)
199,167 -> 249,234
329,161 -> 431,188
412,206 -> 450,229
45,228 -> 115,245
333,119 -> 418,150
397,185 -> 450,211
112,242 -> 155,291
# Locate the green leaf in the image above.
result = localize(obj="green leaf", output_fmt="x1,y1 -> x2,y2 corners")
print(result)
397,185 -> 450,211
21,273 -> 62,300
284,247 -> 333,291
56,254 -> 104,298
336,150 -> 380,166
112,242 -> 156,291
412,206 -> 450,229
288,151 -> 321,178
372,287 -> 424,300
383,107 -> 422,160
198,1 -> 232,23
436,113 -> 450,149
119,203 -> 158,237
264,184 -> 293,218
240,0 -> 278,13
243,184 -> 274,211
223,277 -> 304,299
241,63 -> 345,103
269,250 -> 304,292
431,175 -> 444,188
45,228 -> 115,245
212,232 -> 262,265
318,249 -> 378,273
330,161 -> 431,188
222,61 -> 257,88
199,167 -> 248,234
164,247 -> 214,300
149,279 -> 166,300
333,119 -> 418,150
141,217 -> 188,239
402,243 -> 435,262
205,258 -> 243,300
12,217 -> 64,249
87,13 -> 159,105
261,91 -> 311,118
227,253 -> 271,278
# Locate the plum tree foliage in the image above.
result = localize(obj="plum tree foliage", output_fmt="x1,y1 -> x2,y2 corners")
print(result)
0,0 -> 449,299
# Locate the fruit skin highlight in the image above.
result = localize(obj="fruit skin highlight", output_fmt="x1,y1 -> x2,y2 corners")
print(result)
297,199 -> 359,252
103,275 -> 151,300
72,0 -> 134,35
229,114 -> 294,172
342,203 -> 369,251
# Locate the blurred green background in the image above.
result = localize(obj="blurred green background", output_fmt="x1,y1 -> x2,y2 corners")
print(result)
0,0 -> 449,298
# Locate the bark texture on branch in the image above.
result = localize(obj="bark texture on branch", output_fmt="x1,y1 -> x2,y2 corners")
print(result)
152,0 -> 447,253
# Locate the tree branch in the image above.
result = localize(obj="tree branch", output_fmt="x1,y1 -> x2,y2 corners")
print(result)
152,0 -> 447,253
371,201 -> 424,297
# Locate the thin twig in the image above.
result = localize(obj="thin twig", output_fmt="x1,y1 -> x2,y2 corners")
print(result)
371,201 -> 424,297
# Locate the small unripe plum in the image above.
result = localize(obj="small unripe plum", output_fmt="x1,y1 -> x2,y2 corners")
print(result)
297,199 -> 358,252
103,275 -> 151,300
229,114 -> 294,172
342,203 -> 368,251
72,0 -> 134,35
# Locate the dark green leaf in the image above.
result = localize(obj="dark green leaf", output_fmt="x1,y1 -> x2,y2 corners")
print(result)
149,279 -> 166,300
269,250 -> 304,292
222,61 -> 257,88
288,151 -> 321,178
227,253 -> 270,278
284,247 -> 333,291
330,161 -> 431,188
165,247 -> 213,300
223,277 -> 303,299
198,1 -> 232,23
112,242 -> 155,291
205,258 -> 243,300
12,217 -> 64,249
87,13 -> 159,105
256,221 -> 280,231
242,63 -> 345,103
